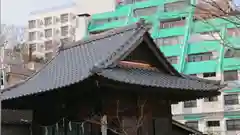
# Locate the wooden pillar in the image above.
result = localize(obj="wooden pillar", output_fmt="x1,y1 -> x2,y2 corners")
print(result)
152,100 -> 172,135
141,111 -> 153,135
32,110 -> 41,135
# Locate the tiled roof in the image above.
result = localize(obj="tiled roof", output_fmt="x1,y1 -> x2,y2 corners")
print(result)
172,120 -> 204,135
2,23 -> 146,100
97,67 -> 224,91
1,21 -> 225,101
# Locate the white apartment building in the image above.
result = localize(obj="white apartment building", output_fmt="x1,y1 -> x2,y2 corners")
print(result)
26,0 -> 118,60
26,3 -> 78,59
171,71 -> 240,135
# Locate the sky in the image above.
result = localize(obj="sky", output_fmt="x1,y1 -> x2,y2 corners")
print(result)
2,0 -> 240,26
2,0 -> 73,26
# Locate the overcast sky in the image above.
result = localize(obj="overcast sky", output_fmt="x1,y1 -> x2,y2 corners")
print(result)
2,0 -> 73,26
2,0 -> 240,26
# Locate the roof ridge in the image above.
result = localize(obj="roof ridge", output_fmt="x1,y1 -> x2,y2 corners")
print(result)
61,21 -> 146,52
2,21 -> 148,94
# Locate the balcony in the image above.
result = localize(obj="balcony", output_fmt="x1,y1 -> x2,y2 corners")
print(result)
201,95 -> 224,113
184,60 -> 218,74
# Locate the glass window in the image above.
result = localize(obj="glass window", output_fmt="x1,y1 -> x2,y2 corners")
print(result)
167,56 -> 178,64
29,32 -> 36,41
45,29 -> 53,38
184,100 -> 197,108
160,18 -> 185,29
61,26 -> 69,37
227,28 -> 240,37
60,13 -> 69,23
203,72 -> 216,78
224,94 -> 239,105
207,121 -> 220,127
44,17 -> 52,26
29,20 -> 36,29
164,1 -> 189,12
224,70 -> 238,81
204,96 -> 218,102
155,36 -> 183,46
187,52 -> 214,62
185,121 -> 198,129
133,6 -> 157,17
226,119 -> 240,130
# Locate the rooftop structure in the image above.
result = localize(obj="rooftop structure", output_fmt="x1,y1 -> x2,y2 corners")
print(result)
2,21 -> 223,135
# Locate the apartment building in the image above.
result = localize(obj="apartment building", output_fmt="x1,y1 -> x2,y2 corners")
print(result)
26,3 -> 78,60
77,0 -> 240,134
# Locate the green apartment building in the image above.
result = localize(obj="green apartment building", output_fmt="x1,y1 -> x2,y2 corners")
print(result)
85,0 -> 240,134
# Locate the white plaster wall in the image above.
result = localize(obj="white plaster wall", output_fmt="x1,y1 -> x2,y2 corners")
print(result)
75,16 -> 89,41
74,0 -> 116,15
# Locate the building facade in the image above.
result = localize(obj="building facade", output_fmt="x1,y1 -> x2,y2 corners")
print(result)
80,0 -> 240,134
26,3 -> 78,60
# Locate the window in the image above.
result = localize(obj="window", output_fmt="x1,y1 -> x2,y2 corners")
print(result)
204,96 -> 218,102
60,38 -> 70,45
60,14 -> 69,23
155,36 -> 183,46
224,48 -> 234,58
203,72 -> 216,78
189,31 -> 220,43
61,26 -> 69,36
29,43 -> 37,52
224,94 -> 239,105
45,29 -> 53,38
224,48 -> 240,58
224,70 -> 238,81
119,0 -> 147,5
207,121 -> 220,127
133,6 -> 157,17
160,18 -> 185,29
200,31 -> 221,40
29,32 -> 36,41
164,1 -> 189,12
167,56 -> 178,64
184,100 -> 197,108
187,52 -> 214,62
44,40 -> 53,50
185,121 -> 198,129
226,119 -> 240,130
28,20 -> 36,29
93,17 -> 126,26
93,19 -> 108,25
44,17 -> 52,26
227,28 -> 240,37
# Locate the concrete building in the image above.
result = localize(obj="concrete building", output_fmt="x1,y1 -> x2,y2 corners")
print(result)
26,3 -> 78,60
74,0 -> 240,135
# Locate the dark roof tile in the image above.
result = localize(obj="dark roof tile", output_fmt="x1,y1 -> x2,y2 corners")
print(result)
2,24 -> 146,100
97,67 -> 225,91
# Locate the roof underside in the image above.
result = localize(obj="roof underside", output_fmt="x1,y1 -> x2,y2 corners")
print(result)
2,21 -> 225,101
